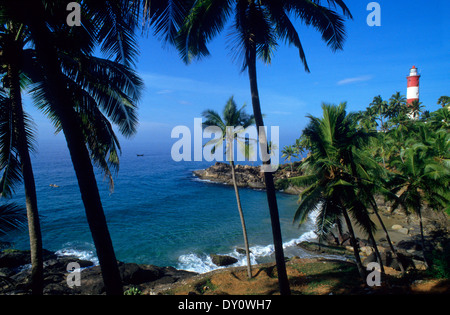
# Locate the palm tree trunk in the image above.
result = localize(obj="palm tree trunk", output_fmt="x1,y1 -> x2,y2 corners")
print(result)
26,3 -> 123,295
229,160 -> 252,279
368,230 -> 385,275
7,56 -> 43,295
247,46 -> 290,295
371,201 -> 405,274
417,207 -> 430,268
341,207 -> 366,281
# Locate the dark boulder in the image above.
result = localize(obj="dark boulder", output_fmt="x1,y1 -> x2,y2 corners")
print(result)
210,254 -> 238,267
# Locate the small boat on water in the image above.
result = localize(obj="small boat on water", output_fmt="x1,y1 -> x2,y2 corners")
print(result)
137,154 -> 144,157
49,184 -> 59,188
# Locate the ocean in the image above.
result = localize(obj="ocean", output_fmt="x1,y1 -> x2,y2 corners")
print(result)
3,141 -> 322,273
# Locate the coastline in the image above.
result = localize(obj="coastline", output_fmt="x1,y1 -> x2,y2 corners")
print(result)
1,205 -> 448,295
1,162 -> 448,295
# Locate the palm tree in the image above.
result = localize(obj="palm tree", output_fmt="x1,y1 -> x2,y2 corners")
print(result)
429,108 -> 450,131
369,95 -> 388,132
0,22 -> 44,294
408,100 -> 424,120
289,103 -> 380,281
293,138 -> 306,159
281,145 -> 297,172
2,0 -> 144,294
388,143 -> 450,267
176,0 -> 352,295
202,96 -> 255,279
386,92 -> 407,122
437,96 -> 449,108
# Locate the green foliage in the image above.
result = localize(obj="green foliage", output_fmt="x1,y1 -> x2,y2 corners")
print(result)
202,96 -> 255,162
289,102 -> 377,240
194,278 -> 217,294
123,287 -> 142,295
176,0 -> 352,72
0,202 -> 27,237
427,241 -> 450,279
287,95 -> 449,269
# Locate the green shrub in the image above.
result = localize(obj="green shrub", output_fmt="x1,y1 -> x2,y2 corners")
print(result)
124,287 -> 142,295
428,243 -> 450,279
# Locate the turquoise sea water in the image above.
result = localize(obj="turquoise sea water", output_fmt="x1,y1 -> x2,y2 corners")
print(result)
3,142 -> 320,273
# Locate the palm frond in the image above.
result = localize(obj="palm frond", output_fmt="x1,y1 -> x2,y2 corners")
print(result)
0,91 -> 22,197
142,0 -> 193,45
90,0 -> 140,66
176,0 -> 233,63
264,0 -> 310,72
294,183 -> 323,226
0,202 -> 27,237
284,0 -> 347,51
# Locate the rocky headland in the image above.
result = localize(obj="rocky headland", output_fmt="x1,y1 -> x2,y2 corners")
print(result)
192,161 -> 304,194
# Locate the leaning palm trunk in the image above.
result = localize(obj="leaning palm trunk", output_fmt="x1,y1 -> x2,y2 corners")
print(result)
7,57 -> 43,295
371,202 -> 405,273
341,207 -> 366,281
229,160 -> 252,279
367,230 -> 385,275
26,3 -> 122,295
248,48 -> 290,295
417,207 -> 430,268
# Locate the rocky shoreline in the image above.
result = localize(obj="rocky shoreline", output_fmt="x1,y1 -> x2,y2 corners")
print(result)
192,161 -> 304,194
1,205 -> 448,295
0,249 -> 198,295
1,162 -> 448,295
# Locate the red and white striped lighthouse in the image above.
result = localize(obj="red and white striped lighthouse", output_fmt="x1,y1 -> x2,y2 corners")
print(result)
406,65 -> 420,105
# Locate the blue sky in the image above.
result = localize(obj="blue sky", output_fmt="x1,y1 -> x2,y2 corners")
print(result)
27,0 -> 449,155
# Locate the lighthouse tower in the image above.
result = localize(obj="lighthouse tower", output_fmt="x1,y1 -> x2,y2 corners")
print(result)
406,65 -> 420,105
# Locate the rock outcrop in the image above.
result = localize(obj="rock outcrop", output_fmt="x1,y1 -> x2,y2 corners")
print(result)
193,161 -> 304,194
210,254 -> 238,267
0,249 -> 197,295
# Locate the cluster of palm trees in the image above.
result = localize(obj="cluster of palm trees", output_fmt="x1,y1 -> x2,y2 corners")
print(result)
288,94 -> 449,281
0,0 -> 355,295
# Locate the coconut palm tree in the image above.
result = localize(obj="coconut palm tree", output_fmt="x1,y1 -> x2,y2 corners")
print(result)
0,22 -> 44,294
289,103 -> 380,281
202,96 -> 255,278
437,96 -> 450,108
429,108 -> 450,131
2,0 -> 145,294
408,100 -> 423,120
386,92 -> 407,122
369,95 -> 388,132
281,145 -> 297,172
176,0 -> 352,295
388,134 -> 450,267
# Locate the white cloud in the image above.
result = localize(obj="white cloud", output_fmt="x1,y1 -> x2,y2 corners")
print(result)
337,75 -> 373,85
156,89 -> 173,95
266,110 -> 292,115
141,72 -> 246,96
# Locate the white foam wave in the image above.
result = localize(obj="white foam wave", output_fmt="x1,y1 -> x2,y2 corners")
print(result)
176,228 -> 319,274
55,242 -> 99,266
176,208 -> 322,273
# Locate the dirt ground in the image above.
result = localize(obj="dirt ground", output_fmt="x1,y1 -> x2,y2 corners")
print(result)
149,258 -> 450,295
